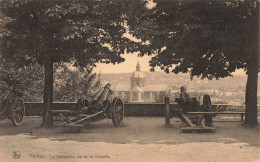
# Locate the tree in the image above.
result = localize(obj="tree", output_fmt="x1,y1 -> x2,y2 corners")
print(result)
0,61 -> 35,99
53,63 -> 101,102
155,91 -> 175,103
0,1 -> 135,127
0,61 -> 101,102
128,0 -> 259,127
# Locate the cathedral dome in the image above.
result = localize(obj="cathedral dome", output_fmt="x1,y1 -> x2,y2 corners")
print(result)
131,62 -> 146,79
132,71 -> 146,79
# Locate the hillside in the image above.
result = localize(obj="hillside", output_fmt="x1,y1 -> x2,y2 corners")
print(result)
101,71 -> 249,90
100,71 -> 260,104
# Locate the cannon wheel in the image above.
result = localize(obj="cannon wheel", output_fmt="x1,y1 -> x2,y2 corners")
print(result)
203,94 -> 212,111
111,97 -> 124,127
203,94 -> 212,126
165,97 -> 170,124
10,98 -> 25,126
76,98 -> 89,113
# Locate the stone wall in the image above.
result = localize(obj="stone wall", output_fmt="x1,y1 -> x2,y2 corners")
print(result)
24,102 -> 257,117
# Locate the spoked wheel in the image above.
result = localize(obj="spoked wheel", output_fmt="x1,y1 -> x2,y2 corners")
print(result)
112,97 -> 124,127
76,98 -> 89,113
165,97 -> 170,124
203,94 -> 212,111
10,98 -> 25,126
203,94 -> 212,126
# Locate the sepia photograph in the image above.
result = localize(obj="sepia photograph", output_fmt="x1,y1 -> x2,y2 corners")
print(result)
0,0 -> 259,161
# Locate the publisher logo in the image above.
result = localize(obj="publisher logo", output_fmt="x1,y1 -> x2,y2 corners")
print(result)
12,151 -> 21,159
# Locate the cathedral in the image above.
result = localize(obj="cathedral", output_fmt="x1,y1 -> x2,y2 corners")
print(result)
112,62 -> 169,102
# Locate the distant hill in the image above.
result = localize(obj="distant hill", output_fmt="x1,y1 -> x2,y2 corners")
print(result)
100,71 -> 260,104
100,71 -> 249,90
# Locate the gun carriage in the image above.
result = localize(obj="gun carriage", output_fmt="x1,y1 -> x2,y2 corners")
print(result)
0,86 -> 25,126
51,83 -> 124,127
165,94 -> 215,133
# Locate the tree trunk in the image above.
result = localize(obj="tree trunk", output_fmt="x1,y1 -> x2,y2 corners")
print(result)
244,80 -> 249,123
244,1 -> 259,127
41,57 -> 54,127
245,67 -> 258,127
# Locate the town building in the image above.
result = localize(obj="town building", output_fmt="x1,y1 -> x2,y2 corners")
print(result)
111,62 -> 170,102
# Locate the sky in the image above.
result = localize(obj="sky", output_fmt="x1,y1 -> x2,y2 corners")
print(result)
94,53 -> 153,73
93,52 -> 247,75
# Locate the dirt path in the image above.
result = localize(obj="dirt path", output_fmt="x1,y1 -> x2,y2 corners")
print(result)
0,134 -> 259,162
0,117 -> 259,162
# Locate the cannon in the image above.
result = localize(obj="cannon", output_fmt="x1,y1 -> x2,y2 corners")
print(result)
0,86 -> 25,126
165,94 -> 215,133
52,83 -> 124,127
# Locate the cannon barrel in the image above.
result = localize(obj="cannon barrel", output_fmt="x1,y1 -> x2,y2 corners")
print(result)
0,86 -> 13,103
92,83 -> 112,110
96,83 -> 112,102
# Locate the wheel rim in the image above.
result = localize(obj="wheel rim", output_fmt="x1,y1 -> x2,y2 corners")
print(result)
203,95 -> 212,111
203,95 -> 213,126
77,98 -> 89,112
112,98 -> 124,127
12,98 -> 25,126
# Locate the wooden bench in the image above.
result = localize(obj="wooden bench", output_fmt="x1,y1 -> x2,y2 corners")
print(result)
186,112 -> 246,121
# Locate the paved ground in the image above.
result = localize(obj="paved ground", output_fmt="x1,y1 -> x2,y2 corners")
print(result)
0,116 -> 259,162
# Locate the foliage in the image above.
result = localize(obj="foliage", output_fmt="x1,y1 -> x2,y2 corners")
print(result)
128,0 -> 258,80
0,60 -> 43,101
53,63 -> 101,102
0,61 -> 101,102
0,0 -> 137,66
155,91 -> 174,103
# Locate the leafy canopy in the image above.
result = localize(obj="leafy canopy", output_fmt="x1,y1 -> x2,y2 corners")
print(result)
128,0 -> 258,79
0,0 -> 136,67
